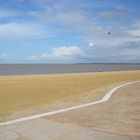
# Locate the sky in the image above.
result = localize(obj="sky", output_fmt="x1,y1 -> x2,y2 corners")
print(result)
0,0 -> 140,63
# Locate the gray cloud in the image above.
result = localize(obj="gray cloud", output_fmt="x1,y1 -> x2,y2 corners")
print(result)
99,9 -> 134,20
118,41 -> 140,49
77,39 -> 140,63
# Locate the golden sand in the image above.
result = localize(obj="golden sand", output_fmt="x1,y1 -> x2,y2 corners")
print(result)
0,70 -> 140,117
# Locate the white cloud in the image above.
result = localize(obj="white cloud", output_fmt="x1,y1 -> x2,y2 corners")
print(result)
0,22 -> 48,42
28,11 -> 39,17
0,53 -> 9,60
52,46 -> 83,56
128,29 -> 140,37
53,11 -> 88,27
28,46 -> 84,63
126,22 -> 140,37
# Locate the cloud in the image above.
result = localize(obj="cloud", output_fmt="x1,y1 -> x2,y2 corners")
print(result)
0,22 -> 49,42
83,40 -> 140,63
53,11 -> 88,27
1,0 -> 140,63
128,29 -> 140,37
118,41 -> 140,49
99,9 -> 133,19
126,21 -> 140,37
116,41 -> 140,62
52,46 -> 83,56
27,11 -> 39,17
23,1 -> 140,46
0,53 -> 9,60
119,49 -> 140,62
27,20 -> 140,63
85,19 -> 140,48
28,46 -> 84,63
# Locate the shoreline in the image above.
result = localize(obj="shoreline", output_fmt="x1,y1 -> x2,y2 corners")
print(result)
0,69 -> 140,77
0,64 -> 140,76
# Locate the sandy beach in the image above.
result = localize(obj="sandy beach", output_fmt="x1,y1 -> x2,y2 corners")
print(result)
0,70 -> 140,140
0,70 -> 140,121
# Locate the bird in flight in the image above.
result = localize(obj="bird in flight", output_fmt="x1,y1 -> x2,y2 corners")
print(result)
108,32 -> 111,35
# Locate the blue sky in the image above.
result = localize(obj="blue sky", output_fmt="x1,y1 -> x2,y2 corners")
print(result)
0,0 -> 140,63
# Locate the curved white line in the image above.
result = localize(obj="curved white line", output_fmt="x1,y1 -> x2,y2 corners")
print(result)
0,80 -> 140,127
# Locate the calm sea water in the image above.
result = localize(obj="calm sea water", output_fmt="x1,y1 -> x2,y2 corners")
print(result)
0,64 -> 140,76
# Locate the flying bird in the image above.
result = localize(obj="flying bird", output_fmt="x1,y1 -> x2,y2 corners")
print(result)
108,32 -> 111,35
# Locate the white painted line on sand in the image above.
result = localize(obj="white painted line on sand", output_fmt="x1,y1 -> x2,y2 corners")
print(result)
0,80 -> 140,127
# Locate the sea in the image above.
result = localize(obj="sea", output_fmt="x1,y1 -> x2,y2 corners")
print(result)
0,64 -> 140,76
